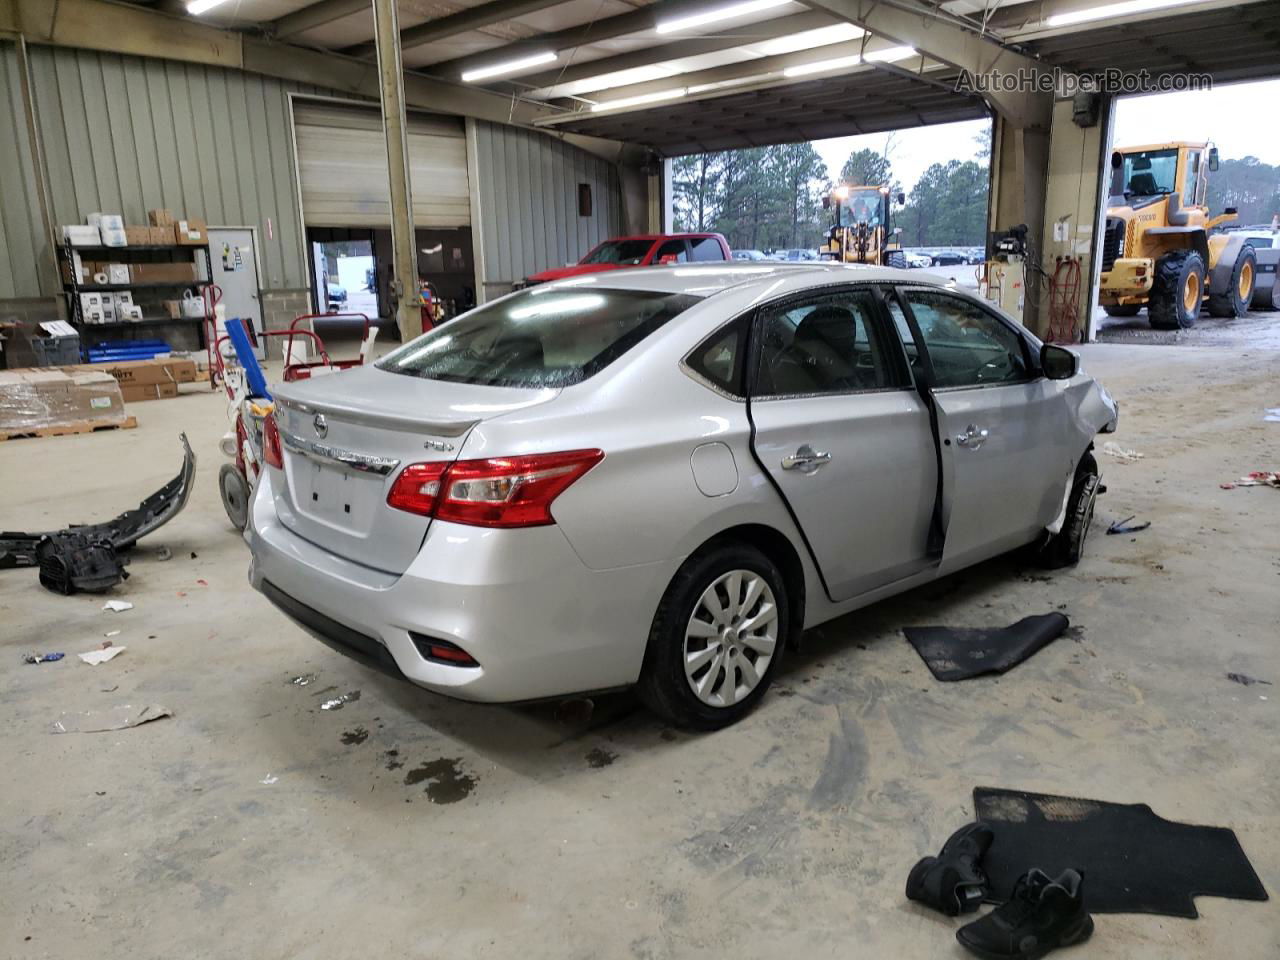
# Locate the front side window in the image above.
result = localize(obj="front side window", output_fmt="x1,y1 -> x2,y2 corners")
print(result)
690,237 -> 726,262
899,290 -> 1030,389
379,288 -> 701,388
1183,150 -> 1200,205
1111,148 -> 1178,199
754,290 -> 902,397
654,239 -> 689,263
580,239 -> 653,265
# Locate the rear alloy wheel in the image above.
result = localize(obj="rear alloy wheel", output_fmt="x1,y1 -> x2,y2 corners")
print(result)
1039,453 -> 1099,569
1148,250 -> 1205,329
639,544 -> 788,729
219,463 -> 251,531
1207,245 -> 1256,318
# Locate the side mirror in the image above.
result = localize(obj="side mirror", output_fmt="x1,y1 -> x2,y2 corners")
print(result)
1224,206 -> 1238,215
1040,344 -> 1079,380
897,192 -> 906,205
1208,147 -> 1220,172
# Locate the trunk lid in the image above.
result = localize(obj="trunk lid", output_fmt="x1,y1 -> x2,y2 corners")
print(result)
270,365 -> 558,573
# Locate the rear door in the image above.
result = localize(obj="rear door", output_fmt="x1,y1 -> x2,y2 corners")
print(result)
890,288 -> 1071,570
747,285 -> 937,602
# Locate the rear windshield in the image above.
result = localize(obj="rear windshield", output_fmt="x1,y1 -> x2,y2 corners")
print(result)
378,288 -> 702,388
581,239 -> 654,265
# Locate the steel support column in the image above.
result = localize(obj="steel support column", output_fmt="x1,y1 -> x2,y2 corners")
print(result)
371,0 -> 420,341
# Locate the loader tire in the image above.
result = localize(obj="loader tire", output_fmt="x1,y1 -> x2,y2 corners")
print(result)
1207,245 -> 1256,318
1252,282 -> 1276,310
1148,250 -> 1205,330
1102,304 -> 1142,317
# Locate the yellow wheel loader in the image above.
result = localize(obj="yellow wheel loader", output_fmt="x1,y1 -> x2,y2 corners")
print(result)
820,184 -> 908,267
1099,142 -> 1256,329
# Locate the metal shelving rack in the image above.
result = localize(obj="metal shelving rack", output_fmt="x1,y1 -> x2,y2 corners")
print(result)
59,237 -> 213,346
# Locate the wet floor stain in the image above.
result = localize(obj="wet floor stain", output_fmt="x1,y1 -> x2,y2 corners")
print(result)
383,748 -> 404,770
340,726 -> 369,746
585,747 -> 617,768
403,758 -> 476,803
320,690 -> 361,711
289,674 -> 317,687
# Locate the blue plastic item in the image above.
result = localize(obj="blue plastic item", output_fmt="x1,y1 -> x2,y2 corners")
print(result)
223,317 -> 271,400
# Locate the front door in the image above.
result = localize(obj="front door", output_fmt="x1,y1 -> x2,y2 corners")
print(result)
892,288 -> 1071,572
748,286 -> 938,602
208,228 -> 265,359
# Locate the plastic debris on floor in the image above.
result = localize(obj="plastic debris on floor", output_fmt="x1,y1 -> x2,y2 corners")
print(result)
49,704 -> 171,734
1220,471 -> 1280,489
102,600 -> 133,613
78,646 -> 126,665
1106,515 -> 1150,535
319,690 -> 361,710
1100,441 -> 1144,462
23,652 -> 64,664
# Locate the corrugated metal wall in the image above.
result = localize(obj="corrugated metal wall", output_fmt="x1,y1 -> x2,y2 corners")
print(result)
471,121 -> 622,294
0,42 -> 50,299
16,43 -> 340,293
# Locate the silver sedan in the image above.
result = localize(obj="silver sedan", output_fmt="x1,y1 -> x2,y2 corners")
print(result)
248,264 -> 1117,729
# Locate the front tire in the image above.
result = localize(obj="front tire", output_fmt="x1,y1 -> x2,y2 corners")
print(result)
1207,245 -> 1256,318
638,543 -> 788,730
1040,453 -> 1099,569
1148,250 -> 1205,329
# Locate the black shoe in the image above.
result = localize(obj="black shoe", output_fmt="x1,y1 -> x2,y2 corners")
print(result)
905,822 -> 994,916
956,868 -> 1094,960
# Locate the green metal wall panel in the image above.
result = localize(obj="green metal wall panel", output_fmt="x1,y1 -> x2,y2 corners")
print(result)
0,42 -> 49,299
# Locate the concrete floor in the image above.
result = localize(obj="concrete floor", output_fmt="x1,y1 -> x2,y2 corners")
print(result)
3,331 -> 1278,959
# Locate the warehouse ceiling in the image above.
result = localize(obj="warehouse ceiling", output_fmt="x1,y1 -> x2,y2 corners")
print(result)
125,0 -> 1280,155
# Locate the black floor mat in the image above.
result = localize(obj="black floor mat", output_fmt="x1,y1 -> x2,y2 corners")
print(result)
974,787 -> 1269,918
903,612 -> 1069,681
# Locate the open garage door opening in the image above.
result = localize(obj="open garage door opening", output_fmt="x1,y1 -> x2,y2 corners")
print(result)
293,98 -> 477,343
671,118 -> 993,291
1095,79 -> 1280,346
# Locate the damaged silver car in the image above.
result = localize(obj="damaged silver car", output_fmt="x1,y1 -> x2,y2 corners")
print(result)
248,266 -> 1117,729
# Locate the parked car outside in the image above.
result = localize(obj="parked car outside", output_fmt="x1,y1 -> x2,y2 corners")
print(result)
733,249 -> 768,261
519,233 -> 730,287
930,250 -> 968,266
326,283 -> 347,309
904,251 -> 933,268
249,264 -> 1117,729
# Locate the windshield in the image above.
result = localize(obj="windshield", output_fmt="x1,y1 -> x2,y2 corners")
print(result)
840,188 -> 884,226
1112,149 -> 1178,198
580,239 -> 655,266
378,288 -> 702,388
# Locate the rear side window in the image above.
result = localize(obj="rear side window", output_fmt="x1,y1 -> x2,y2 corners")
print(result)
685,316 -> 747,397
379,288 -> 701,388
654,239 -> 689,263
690,237 -> 726,262
900,289 -> 1030,388
581,239 -> 654,265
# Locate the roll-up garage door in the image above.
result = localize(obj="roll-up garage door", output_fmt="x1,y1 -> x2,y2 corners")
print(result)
293,100 -> 470,227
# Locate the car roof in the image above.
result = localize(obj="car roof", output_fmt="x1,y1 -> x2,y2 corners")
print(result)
526,262 -> 950,299
600,233 -> 723,242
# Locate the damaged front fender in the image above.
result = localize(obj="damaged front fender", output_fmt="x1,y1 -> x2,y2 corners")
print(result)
0,433 -> 196,593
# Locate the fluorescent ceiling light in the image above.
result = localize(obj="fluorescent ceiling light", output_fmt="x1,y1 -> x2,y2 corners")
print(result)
461,51 -> 557,83
784,53 -> 863,78
591,88 -> 688,112
751,23 -> 864,56
864,45 -> 917,63
1047,0 -> 1201,27
656,0 -> 791,35
557,64 -> 680,97
187,0 -> 230,13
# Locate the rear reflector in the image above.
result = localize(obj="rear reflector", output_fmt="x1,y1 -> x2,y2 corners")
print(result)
410,633 -> 480,667
386,449 -> 604,528
264,413 -> 284,469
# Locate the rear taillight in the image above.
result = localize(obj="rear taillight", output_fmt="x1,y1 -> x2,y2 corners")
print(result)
386,449 -> 604,528
386,462 -> 448,516
264,413 -> 284,469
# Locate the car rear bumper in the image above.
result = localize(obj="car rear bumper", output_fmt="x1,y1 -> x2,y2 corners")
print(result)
247,473 -> 677,703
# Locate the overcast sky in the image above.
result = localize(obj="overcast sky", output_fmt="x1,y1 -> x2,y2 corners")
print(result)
809,78 -> 1280,198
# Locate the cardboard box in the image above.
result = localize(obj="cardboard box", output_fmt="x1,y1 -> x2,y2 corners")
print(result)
175,218 -> 208,246
149,226 -> 174,245
79,292 -> 104,314
124,225 -> 152,246
0,368 -> 126,431
97,214 -> 126,247
129,262 -> 197,284
76,356 -> 199,388
121,381 -> 179,403
162,299 -> 182,319
148,209 -> 175,227
105,263 -> 130,284
62,224 -> 101,246
61,257 -> 91,285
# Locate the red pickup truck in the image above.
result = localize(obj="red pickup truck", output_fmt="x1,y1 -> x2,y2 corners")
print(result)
520,232 -> 732,286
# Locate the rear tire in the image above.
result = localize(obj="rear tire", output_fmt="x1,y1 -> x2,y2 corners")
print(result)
1148,250 -> 1205,329
1039,453 -> 1099,569
638,543 -> 789,730
1102,304 -> 1142,317
887,250 -> 908,269
1253,282 -> 1276,310
1207,245 -> 1256,318
219,463 -> 251,531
